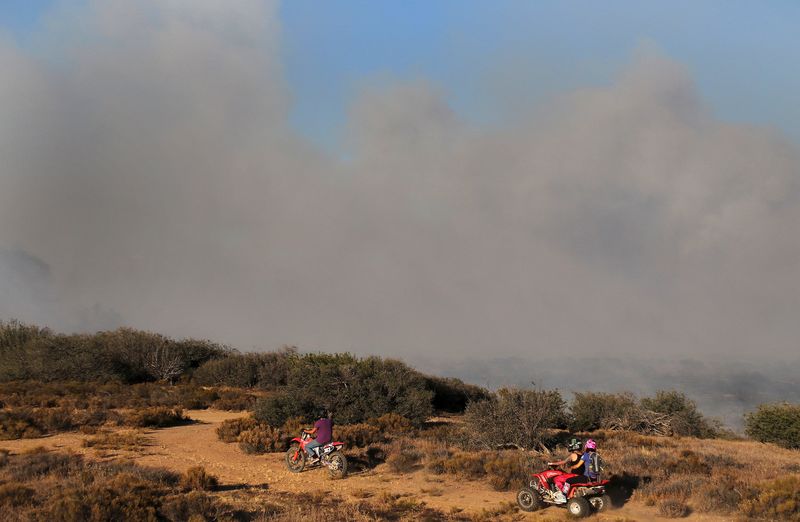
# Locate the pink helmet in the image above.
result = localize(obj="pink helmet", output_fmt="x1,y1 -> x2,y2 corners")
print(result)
584,439 -> 597,450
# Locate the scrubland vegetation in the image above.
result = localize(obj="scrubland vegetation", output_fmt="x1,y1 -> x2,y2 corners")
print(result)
2,320 -> 800,520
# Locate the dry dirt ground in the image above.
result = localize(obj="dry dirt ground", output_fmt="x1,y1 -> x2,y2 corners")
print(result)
1,410 -> 732,521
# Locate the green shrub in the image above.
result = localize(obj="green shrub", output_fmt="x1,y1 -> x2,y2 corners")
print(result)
335,423 -> 385,447
253,355 -> 434,426
423,375 -> 490,413
193,349 -> 294,389
570,391 -> 638,431
744,402 -> 800,449
464,388 -> 566,450
641,390 -> 717,438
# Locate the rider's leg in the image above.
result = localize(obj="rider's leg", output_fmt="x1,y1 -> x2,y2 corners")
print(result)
305,440 -> 322,457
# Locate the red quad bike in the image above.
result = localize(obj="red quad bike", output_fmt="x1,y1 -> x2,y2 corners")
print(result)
285,431 -> 348,478
516,463 -> 611,518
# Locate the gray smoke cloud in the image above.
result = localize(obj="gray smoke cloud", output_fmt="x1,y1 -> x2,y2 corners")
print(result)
2,0 -> 799,367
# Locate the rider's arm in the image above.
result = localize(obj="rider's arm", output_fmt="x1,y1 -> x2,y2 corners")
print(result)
303,427 -> 318,435
568,457 -> 584,471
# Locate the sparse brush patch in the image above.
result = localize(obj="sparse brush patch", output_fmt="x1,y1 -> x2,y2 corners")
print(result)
387,442 -> 422,473
5,448 -> 82,482
693,474 -> 753,514
216,416 -> 258,443
0,448 -> 243,521
0,481 -> 36,507
663,450 -> 710,476
638,476 -> 700,506
125,407 -> 186,428
483,452 -> 536,491
740,475 -> 800,521
0,448 -> 9,467
238,424 -> 287,454
658,499 -> 691,518
181,466 -> 218,491
82,431 -> 150,451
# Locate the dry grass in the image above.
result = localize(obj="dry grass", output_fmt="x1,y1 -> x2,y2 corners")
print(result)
82,431 -> 151,451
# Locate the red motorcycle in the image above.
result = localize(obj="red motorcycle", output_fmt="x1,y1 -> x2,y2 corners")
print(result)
516,463 -> 611,518
285,431 -> 347,478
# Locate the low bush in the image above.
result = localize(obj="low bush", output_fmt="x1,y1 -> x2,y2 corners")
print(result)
125,407 -> 186,428
238,425 -> 287,454
386,442 -> 422,473
181,466 -> 218,491
483,452 -> 536,491
216,416 -> 258,443
744,402 -> 800,449
663,450 -> 710,476
740,475 -> 800,521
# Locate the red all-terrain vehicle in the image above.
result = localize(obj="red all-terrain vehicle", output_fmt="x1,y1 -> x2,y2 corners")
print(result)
285,431 -> 348,478
516,464 -> 611,518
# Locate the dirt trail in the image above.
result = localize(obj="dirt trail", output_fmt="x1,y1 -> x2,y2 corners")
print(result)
1,410 -> 730,521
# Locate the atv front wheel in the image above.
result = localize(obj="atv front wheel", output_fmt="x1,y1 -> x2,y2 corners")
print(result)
588,494 -> 612,512
516,487 -> 543,512
285,445 -> 306,473
327,451 -> 347,479
566,497 -> 591,518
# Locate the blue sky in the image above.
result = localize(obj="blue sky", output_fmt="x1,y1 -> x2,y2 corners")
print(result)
3,0 -> 800,148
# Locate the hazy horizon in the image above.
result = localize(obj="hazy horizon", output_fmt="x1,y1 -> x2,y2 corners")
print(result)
2,1 -> 800,364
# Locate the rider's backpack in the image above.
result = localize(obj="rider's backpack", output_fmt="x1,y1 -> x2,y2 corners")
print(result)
589,452 -> 604,475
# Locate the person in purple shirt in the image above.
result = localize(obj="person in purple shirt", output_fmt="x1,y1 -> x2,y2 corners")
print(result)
303,409 -> 333,461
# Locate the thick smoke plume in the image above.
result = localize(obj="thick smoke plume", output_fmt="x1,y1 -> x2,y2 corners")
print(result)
2,0 -> 799,368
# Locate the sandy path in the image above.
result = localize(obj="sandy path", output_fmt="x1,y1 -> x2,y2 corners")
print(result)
0,410 -> 730,521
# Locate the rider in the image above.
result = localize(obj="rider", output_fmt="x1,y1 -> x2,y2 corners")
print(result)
303,409 -> 333,462
581,439 -> 600,480
552,438 -> 590,500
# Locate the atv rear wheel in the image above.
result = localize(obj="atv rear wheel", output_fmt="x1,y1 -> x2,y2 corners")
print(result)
588,494 -> 612,512
327,451 -> 347,479
566,497 -> 591,518
516,487 -> 543,512
285,445 -> 306,473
